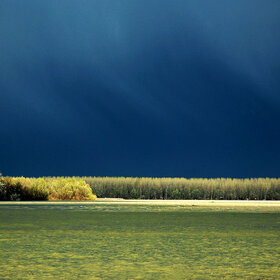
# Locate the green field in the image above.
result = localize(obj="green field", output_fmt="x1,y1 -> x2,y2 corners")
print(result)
0,202 -> 279,279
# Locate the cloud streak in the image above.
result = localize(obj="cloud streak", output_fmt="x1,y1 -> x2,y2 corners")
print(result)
0,0 -> 280,177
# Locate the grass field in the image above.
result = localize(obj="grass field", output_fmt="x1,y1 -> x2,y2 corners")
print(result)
0,201 -> 279,279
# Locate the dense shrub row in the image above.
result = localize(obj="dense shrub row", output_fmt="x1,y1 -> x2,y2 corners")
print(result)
83,177 -> 280,200
0,175 -> 97,201
1,174 -> 279,201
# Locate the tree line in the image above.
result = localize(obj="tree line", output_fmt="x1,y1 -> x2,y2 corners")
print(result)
0,175 -> 96,201
83,177 -> 280,200
1,173 -> 279,200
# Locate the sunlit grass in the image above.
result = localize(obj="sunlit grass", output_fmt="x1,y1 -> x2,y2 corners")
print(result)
0,202 -> 279,279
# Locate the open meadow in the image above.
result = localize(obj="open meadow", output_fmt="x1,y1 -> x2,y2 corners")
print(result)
0,200 -> 279,279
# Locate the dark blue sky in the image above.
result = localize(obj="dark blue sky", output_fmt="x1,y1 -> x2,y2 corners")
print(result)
1,0 -> 280,177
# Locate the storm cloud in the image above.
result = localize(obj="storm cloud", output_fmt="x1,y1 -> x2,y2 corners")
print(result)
0,0 -> 280,177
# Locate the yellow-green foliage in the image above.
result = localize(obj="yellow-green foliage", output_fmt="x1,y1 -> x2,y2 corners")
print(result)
47,178 -> 96,201
0,177 -> 96,201
83,177 -> 280,200
1,175 -> 280,201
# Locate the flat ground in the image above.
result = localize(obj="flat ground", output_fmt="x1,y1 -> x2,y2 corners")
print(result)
0,201 -> 279,279
1,199 -> 280,211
